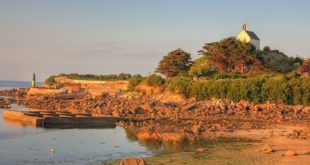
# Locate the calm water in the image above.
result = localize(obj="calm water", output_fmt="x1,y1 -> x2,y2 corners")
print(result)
0,81 -> 155,165
0,80 -> 33,90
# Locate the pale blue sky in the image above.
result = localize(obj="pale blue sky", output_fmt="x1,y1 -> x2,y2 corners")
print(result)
0,0 -> 309,81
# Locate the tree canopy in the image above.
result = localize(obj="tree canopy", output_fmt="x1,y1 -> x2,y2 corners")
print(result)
156,48 -> 192,77
188,56 -> 214,77
200,37 -> 262,74
260,48 -> 303,73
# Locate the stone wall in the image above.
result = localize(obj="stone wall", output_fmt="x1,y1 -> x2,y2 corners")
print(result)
83,81 -> 128,97
27,87 -> 66,95
55,76 -> 107,85
53,76 -> 129,97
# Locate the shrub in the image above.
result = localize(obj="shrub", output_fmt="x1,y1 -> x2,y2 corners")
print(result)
212,73 -> 245,80
167,76 -> 309,105
145,74 -> 165,87
64,73 -> 132,81
166,76 -> 192,98
261,50 -> 302,73
45,76 -> 57,86
188,56 -> 214,77
127,75 -> 143,92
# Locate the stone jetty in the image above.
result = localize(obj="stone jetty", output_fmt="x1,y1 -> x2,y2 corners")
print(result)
3,110 -> 117,128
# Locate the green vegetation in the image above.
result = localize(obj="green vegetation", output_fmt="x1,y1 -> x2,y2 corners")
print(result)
200,37 -> 262,75
188,56 -> 214,77
44,73 -> 134,85
156,48 -> 192,77
165,75 -> 310,105
64,73 -> 132,81
259,47 -> 303,73
44,76 -> 57,85
166,76 -> 192,98
44,37 -> 309,106
145,74 -> 165,87
127,75 -> 143,92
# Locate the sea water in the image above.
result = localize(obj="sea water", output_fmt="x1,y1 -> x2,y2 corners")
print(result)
0,81 -> 154,165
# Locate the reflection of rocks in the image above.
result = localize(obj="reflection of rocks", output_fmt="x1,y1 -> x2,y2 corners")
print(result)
284,150 -> 298,156
121,122 -> 213,153
262,144 -> 274,153
287,129 -> 310,140
120,158 -> 146,165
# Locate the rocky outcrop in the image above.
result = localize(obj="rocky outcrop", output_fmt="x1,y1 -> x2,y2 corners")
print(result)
0,97 -> 14,108
0,88 -> 27,98
287,129 -> 310,140
2,87 -> 310,143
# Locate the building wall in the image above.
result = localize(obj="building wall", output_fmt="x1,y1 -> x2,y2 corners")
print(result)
236,31 -> 251,42
237,31 -> 260,50
250,39 -> 260,50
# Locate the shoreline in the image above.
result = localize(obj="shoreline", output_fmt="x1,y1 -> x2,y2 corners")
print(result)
1,88 -> 310,164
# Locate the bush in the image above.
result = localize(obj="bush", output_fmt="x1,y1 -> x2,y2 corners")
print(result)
212,73 -> 245,80
45,76 -> 57,85
64,73 -> 132,81
167,76 -> 309,105
188,56 -> 214,77
261,50 -> 302,73
127,75 -> 143,92
145,74 -> 165,87
166,76 -> 192,98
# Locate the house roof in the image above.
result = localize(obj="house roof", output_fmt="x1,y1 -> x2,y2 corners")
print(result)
246,31 -> 260,40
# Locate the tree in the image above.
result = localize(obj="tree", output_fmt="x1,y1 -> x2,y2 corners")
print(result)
263,46 -> 271,52
188,56 -> 214,77
261,50 -> 303,73
200,37 -> 262,74
156,48 -> 192,77
146,74 -> 165,86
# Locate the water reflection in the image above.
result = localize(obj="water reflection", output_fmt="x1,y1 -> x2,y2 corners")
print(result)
3,116 -> 36,127
123,128 -> 210,153
0,106 -> 154,164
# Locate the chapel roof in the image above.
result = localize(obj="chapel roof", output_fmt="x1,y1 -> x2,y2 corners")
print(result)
246,31 -> 260,40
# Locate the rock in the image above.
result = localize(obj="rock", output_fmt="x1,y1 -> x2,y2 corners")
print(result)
301,149 -> 310,155
302,106 -> 310,113
284,150 -> 297,156
112,109 -> 120,117
120,158 -> 146,165
196,147 -> 208,153
192,125 -> 202,134
262,144 -> 274,153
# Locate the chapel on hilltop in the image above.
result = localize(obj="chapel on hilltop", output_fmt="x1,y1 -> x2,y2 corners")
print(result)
237,24 -> 260,50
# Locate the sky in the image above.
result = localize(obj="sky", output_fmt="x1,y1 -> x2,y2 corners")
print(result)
0,0 -> 309,81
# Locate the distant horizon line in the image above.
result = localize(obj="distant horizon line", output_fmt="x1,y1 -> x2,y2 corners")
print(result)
0,80 -> 43,83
